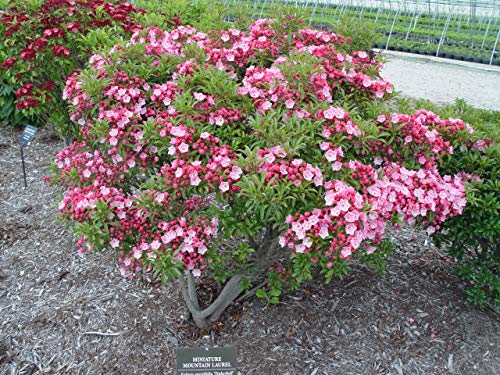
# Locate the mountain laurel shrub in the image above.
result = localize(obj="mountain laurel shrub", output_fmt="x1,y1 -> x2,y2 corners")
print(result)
427,100 -> 498,309
395,98 -> 499,309
443,143 -> 499,309
0,0 -> 141,132
48,16 -> 474,327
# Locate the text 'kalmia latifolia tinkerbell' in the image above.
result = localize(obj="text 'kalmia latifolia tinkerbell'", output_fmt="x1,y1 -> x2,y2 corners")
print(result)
47,17 -> 471,327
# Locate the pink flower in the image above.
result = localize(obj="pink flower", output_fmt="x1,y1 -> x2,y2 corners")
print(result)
279,236 -> 286,247
295,244 -> 306,253
175,168 -> 184,178
261,101 -> 272,110
170,126 -> 186,137
192,269 -> 201,277
190,172 -> 201,186
285,99 -> 295,109
345,224 -> 356,235
229,166 -> 243,180
323,107 -> 335,119
302,168 -> 314,181
344,211 -> 359,223
366,246 -> 376,254
319,227 -> 329,239
331,161 -> 342,171
367,185 -> 381,197
325,190 -> 336,206
219,181 -> 230,192
337,199 -> 351,212
162,231 -> 177,244
214,116 -> 224,126
341,247 -> 352,258
178,143 -> 189,153
325,149 -> 338,162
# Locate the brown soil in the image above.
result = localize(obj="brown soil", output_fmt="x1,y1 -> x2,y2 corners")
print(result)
0,126 -> 498,374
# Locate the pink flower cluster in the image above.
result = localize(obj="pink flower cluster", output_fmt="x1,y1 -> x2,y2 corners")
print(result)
116,212 -> 218,278
257,147 -> 323,187
372,110 -> 470,167
367,163 -> 467,233
279,156 -> 466,260
280,180 -> 385,260
159,134 -> 242,194
296,42 -> 393,98
128,17 -> 392,105
318,106 -> 361,139
53,141 -> 127,187
470,138 -> 493,152
66,186 -> 217,276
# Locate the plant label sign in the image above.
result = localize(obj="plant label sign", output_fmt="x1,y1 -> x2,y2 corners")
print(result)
176,347 -> 237,375
19,125 -> 38,188
20,125 -> 38,147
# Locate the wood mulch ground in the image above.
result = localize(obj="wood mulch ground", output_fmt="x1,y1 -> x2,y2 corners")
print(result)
0,125 -> 498,374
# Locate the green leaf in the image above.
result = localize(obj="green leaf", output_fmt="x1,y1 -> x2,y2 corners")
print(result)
255,289 -> 268,299
269,289 -> 281,297
269,297 -> 280,304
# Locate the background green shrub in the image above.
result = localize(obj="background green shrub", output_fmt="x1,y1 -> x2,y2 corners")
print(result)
397,98 -> 499,309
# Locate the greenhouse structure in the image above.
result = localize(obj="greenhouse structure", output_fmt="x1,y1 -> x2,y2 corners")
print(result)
220,0 -> 500,64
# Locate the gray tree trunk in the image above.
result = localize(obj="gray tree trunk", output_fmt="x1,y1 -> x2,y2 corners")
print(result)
178,272 -> 243,328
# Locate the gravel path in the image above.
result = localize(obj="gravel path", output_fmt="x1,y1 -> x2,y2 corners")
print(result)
380,51 -> 500,111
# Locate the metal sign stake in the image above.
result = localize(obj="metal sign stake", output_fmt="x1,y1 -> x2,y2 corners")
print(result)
20,144 -> 28,189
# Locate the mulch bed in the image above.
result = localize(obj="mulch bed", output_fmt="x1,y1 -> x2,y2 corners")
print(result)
0,125 -> 498,374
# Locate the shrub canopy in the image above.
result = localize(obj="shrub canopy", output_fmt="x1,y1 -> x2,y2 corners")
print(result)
48,16 -> 473,326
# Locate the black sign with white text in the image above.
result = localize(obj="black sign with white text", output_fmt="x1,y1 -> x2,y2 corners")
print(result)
20,125 -> 38,147
176,347 -> 237,375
